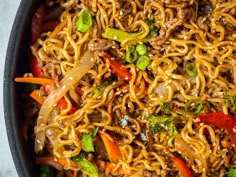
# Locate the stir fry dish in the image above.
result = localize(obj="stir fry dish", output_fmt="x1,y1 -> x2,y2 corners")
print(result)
15,0 -> 236,176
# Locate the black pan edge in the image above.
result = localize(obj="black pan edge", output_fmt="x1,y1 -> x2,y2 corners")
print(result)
3,0 -> 39,177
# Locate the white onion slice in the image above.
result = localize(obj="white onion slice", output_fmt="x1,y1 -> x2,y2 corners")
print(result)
35,51 -> 96,153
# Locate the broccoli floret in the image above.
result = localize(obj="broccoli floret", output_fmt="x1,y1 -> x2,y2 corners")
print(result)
227,167 -> 236,177
147,115 -> 173,134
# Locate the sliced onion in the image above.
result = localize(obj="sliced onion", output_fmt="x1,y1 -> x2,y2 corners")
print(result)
35,51 -> 96,153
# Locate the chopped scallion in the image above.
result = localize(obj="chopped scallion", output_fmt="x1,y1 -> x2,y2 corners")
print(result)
160,102 -> 171,112
136,55 -> 150,70
76,10 -> 93,33
186,63 -> 197,77
184,99 -> 203,115
94,81 -> 109,94
126,47 -> 137,63
91,127 -> 99,138
102,27 -> 143,43
136,44 -> 147,56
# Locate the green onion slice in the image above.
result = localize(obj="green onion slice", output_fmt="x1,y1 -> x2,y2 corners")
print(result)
160,102 -> 171,112
91,127 -> 99,138
94,81 -> 109,94
76,10 -> 93,33
102,27 -> 143,43
186,63 -> 197,77
126,47 -> 137,63
136,55 -> 150,70
136,44 -> 147,56
184,99 -> 203,115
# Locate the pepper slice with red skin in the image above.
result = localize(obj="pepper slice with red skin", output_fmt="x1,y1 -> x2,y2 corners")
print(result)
101,52 -> 132,82
195,112 -> 236,146
30,55 -> 43,77
42,20 -> 60,33
31,4 -> 46,43
171,157 -> 194,177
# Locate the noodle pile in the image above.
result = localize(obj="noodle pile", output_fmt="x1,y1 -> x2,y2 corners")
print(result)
22,0 -> 236,176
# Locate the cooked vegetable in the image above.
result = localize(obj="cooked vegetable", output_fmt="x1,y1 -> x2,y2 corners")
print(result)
71,153 -> 98,177
15,77 -> 54,85
101,52 -> 132,81
35,51 -> 96,153
184,99 -> 203,115
91,127 -> 99,138
30,89 -> 44,104
102,27 -> 143,43
76,10 -> 93,33
147,115 -> 173,134
126,47 -> 137,63
224,94 -> 236,107
82,133 -> 95,152
39,165 -> 53,177
98,130 -> 122,160
227,167 -> 236,177
186,63 -> 197,77
136,55 -> 150,70
160,102 -> 171,112
195,112 -> 236,146
31,4 -> 45,43
94,81 -> 109,94
136,44 -> 147,56
171,157 -> 194,177
36,156 -> 78,170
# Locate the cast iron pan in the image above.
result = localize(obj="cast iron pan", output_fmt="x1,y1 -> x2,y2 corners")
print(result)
4,0 -> 41,176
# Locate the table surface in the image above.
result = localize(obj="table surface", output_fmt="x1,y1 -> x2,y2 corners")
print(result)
0,0 -> 21,176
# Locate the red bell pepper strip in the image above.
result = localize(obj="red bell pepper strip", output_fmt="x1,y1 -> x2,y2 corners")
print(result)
101,52 -> 132,82
171,157 -> 194,177
43,84 -> 77,114
98,130 -> 122,160
30,55 -> 43,77
42,20 -> 60,33
195,112 -> 236,146
31,4 -> 46,43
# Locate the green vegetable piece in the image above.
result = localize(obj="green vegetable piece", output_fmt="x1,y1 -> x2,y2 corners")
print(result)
168,124 -> 178,137
71,154 -> 98,177
186,63 -> 197,77
91,127 -> 99,138
39,165 -> 53,177
160,102 -> 171,112
126,47 -> 137,63
147,115 -> 173,134
224,94 -> 236,108
94,81 -> 109,94
76,10 -> 93,33
137,55 -> 150,70
82,134 -> 95,152
136,44 -> 147,56
102,27 -> 143,43
184,99 -> 203,115
227,167 -> 236,177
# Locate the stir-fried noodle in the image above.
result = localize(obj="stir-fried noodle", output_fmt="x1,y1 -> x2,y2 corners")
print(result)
16,0 -> 236,176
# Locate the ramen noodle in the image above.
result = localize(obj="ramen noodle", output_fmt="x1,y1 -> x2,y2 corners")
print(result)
15,0 -> 236,176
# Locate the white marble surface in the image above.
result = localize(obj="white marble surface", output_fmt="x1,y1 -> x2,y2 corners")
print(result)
0,0 -> 21,176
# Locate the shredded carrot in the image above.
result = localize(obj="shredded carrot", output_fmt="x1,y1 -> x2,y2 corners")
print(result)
99,130 -> 122,160
15,77 -> 54,85
221,140 -> 231,148
36,156 -> 78,168
30,90 -> 44,104
49,21 -> 67,39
